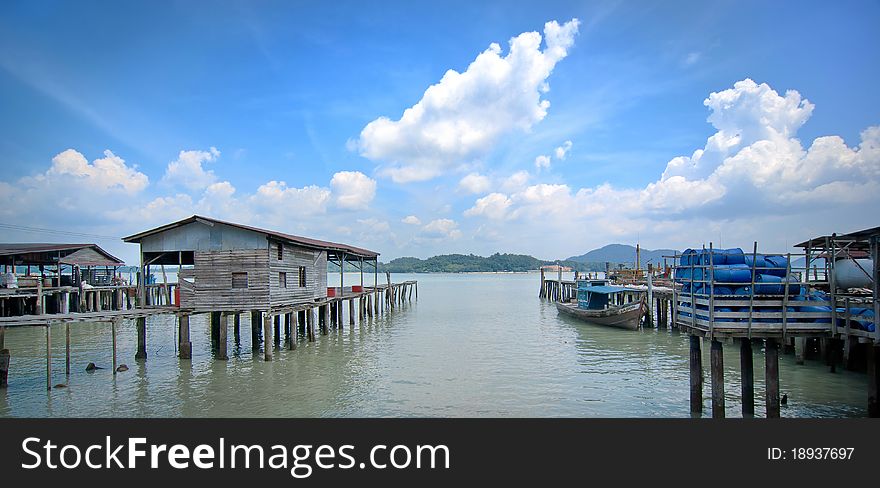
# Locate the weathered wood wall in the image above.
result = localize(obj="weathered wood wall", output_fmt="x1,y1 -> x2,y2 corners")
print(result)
183,249 -> 270,310
268,241 -> 327,307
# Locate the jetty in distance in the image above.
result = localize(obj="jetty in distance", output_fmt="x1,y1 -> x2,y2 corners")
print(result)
541,225 -> 879,418
0,215 -> 418,390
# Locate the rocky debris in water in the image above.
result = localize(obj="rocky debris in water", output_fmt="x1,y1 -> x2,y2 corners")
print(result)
85,362 -> 104,372
116,364 -> 129,373
54,383 -> 67,389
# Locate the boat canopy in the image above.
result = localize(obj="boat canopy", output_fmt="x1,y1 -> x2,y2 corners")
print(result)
580,285 -> 643,295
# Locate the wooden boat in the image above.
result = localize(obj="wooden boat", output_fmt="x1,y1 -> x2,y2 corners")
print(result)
555,284 -> 646,330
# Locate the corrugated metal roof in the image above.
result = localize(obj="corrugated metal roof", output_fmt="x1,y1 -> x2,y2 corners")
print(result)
0,243 -> 124,265
123,215 -> 380,259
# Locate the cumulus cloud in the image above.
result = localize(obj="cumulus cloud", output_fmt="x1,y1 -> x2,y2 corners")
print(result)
402,215 -> 421,225
465,79 -> 880,253
464,192 -> 512,219
501,170 -> 530,192
420,218 -> 462,239
357,218 -> 390,232
356,19 -> 580,183
250,180 -> 332,216
162,147 -> 220,191
554,140 -> 572,160
458,172 -> 492,194
330,171 -> 377,209
534,154 -> 551,170
47,148 -> 149,192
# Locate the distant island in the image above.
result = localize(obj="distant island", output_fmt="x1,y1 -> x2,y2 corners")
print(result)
374,244 -> 679,273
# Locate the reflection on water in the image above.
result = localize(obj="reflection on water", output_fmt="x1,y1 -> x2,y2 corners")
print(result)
0,273 -> 868,417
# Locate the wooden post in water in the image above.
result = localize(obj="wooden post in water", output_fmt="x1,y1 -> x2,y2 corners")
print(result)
349,298 -> 355,326
868,344 -> 879,418
217,313 -> 228,360
274,314 -> 281,347
307,308 -> 316,342
689,335 -> 702,415
322,305 -> 329,334
793,337 -> 806,365
210,311 -> 221,350
178,314 -> 192,359
766,338 -> 781,418
111,319 -> 118,375
263,314 -> 273,361
710,339 -> 725,418
740,338 -> 755,417
45,323 -> 51,390
135,317 -> 147,360
233,313 -> 241,344
251,310 -> 262,351
65,323 -> 71,376
287,313 -> 296,350
646,264 -> 654,328
0,345 -> 8,389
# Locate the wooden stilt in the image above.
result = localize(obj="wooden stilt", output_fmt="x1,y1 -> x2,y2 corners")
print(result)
287,313 -> 296,350
349,299 -> 355,326
65,322 -> 71,376
710,339 -> 725,418
233,313 -> 241,344
263,314 -> 273,361
766,338 -> 781,418
843,335 -> 858,371
178,314 -> 192,359
689,335 -> 702,415
869,344 -> 879,418
111,319 -> 118,375
274,314 -> 281,347
794,337 -> 806,365
217,313 -> 228,360
740,338 -> 754,417
0,346 -> 8,389
210,311 -> 221,350
251,310 -> 262,351
307,308 -> 316,342
321,305 -> 329,335
45,324 -> 51,390
135,316 -> 147,360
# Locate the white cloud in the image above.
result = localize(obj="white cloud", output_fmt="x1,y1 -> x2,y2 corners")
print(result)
251,180 -> 332,213
420,218 -> 463,239
330,171 -> 377,209
534,154 -> 551,170
356,19 -> 580,182
554,140 -> 572,160
458,172 -> 492,194
464,79 -> 880,255
162,147 -> 220,191
501,170 -> 530,192
357,218 -> 391,232
47,148 -> 149,192
402,215 -> 421,225
464,192 -> 512,219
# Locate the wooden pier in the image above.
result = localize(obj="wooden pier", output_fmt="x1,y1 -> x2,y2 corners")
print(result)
0,281 -> 417,390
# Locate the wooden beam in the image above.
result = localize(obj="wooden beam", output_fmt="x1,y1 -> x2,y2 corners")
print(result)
178,314 -> 192,360
263,314 -> 273,361
217,313 -> 228,360
135,317 -> 147,360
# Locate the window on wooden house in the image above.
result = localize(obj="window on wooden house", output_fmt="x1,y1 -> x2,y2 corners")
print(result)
277,243 -> 283,260
298,266 -> 307,287
279,272 -> 287,288
232,272 -> 248,289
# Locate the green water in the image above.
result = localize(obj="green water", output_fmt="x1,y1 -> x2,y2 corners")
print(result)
0,273 -> 869,417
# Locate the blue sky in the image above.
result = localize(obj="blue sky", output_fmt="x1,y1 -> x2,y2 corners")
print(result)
1,0 -> 879,263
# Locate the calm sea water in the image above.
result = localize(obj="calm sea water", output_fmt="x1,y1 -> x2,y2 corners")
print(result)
0,273 -> 869,417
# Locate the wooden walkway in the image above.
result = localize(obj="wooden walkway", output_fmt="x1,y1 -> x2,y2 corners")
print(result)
0,281 -> 418,391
